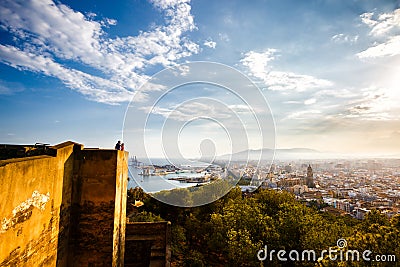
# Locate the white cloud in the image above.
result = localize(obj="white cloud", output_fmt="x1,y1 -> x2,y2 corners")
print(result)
241,50 -> 333,92
312,86 -> 398,122
240,49 -> 277,77
0,80 -> 24,95
104,18 -> 117,26
266,71 -> 333,92
357,8 -> 400,58
145,101 -> 232,121
0,0 -> 199,104
360,12 -> 378,28
331,33 -> 359,44
283,101 -> 302,104
278,83 -> 400,128
299,86 -> 399,122
218,33 -> 230,42
0,0 -> 104,63
141,100 -> 258,126
357,35 -> 400,58
0,44 -> 134,103
304,98 -> 316,105
223,15 -> 234,25
204,40 -> 217,49
150,0 -> 190,9
285,110 -> 322,120
227,104 -> 254,113
342,87 -> 399,121
368,9 -> 400,37
314,89 -> 359,99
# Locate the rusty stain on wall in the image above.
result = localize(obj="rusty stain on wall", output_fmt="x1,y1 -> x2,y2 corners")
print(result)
1,190 -> 50,233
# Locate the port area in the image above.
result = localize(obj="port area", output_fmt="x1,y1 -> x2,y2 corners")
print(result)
135,162 -> 226,184
168,173 -> 220,183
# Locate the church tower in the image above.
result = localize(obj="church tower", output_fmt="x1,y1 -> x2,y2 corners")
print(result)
306,164 -> 315,188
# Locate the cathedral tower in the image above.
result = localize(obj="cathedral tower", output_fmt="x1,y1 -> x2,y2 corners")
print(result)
306,164 -> 315,188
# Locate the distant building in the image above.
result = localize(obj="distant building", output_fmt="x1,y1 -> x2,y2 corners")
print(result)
292,184 -> 308,195
284,164 -> 293,173
355,207 -> 371,220
306,164 -> 315,188
269,163 -> 276,172
335,199 -> 353,213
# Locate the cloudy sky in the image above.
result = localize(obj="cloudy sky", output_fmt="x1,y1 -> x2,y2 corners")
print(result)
0,0 -> 399,158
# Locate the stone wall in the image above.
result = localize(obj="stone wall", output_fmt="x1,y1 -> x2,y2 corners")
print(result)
0,141 -> 128,267
125,222 -> 171,267
0,142 -> 77,266
69,149 -> 128,267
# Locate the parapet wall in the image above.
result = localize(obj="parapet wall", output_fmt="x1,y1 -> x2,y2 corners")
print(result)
0,141 -> 128,267
69,148 -> 128,266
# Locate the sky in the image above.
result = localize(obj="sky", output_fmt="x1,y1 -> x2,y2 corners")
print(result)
0,0 -> 400,158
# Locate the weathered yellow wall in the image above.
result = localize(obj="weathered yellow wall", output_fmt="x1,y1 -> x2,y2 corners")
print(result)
0,142 -> 128,267
69,149 -> 128,267
114,150 -> 128,267
0,142 -> 78,266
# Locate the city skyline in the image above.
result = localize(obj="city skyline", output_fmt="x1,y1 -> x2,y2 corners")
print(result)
0,0 -> 399,158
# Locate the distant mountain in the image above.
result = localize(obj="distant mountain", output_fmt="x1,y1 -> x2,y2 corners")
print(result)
216,148 -> 400,161
218,147 -> 322,161
273,148 -> 320,153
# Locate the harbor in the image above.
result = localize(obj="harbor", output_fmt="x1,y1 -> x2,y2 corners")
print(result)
128,157 -> 226,192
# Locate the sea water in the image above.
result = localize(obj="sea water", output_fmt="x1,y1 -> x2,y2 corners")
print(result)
128,158 -> 212,193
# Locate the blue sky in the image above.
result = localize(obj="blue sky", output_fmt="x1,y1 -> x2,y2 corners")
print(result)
0,0 -> 400,158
